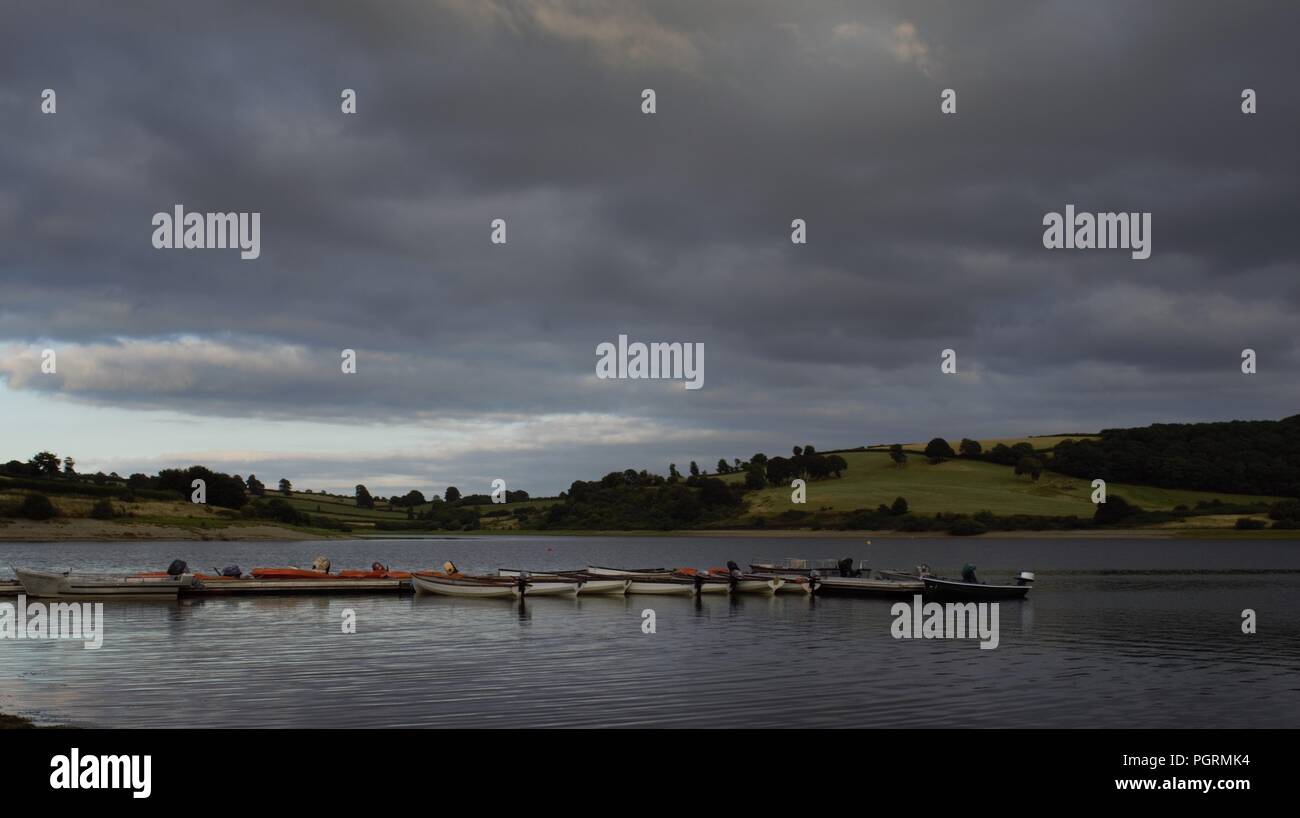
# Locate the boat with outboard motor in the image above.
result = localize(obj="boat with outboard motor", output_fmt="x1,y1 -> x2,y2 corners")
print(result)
922,571 -> 1035,601
15,567 -> 196,599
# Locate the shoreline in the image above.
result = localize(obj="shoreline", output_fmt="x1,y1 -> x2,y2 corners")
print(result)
2,521 -> 1295,542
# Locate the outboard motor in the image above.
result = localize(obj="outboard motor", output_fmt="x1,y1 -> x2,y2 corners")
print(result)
1015,571 -> 1036,587
371,561 -> 389,573
311,555 -> 331,573
220,564 -> 242,578
961,563 -> 979,584
838,557 -> 855,578
166,559 -> 189,576
726,560 -> 741,574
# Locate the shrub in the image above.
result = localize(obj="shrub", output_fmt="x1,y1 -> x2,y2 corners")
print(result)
1234,517 -> 1267,530
89,498 -> 116,519
947,518 -> 988,536
18,493 -> 58,520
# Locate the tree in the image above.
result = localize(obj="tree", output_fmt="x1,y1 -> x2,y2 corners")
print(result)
803,445 -> 816,456
924,438 -> 955,464
445,486 -> 461,503
29,451 -> 61,477
246,474 -> 266,496
668,463 -> 681,482
355,484 -> 375,509
750,453 -> 768,466
1093,494 -> 1138,525
716,458 -> 731,475
792,446 -> 803,457
889,444 -> 908,468
744,467 -> 767,491
825,454 -> 848,477
959,438 -> 983,458
890,496 -> 909,515
391,489 -> 425,508
278,478 -> 292,496
988,443 -> 1016,465
765,456 -> 795,485
1015,456 -> 1044,482
689,461 -> 700,478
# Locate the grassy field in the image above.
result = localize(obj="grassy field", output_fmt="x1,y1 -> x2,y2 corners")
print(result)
737,450 -> 1282,517
281,491 -> 559,530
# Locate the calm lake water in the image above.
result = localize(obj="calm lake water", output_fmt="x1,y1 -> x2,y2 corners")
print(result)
2,536 -> 1298,728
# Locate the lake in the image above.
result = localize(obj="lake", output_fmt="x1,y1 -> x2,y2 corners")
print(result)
2,536 -> 1298,728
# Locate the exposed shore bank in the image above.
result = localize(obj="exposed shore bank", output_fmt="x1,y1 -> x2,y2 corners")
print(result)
4,520 -> 1292,542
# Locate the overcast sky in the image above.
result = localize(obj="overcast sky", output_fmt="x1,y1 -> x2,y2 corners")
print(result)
1,1 -> 1297,497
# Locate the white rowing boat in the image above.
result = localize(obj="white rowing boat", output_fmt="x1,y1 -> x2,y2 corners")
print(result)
411,573 -> 521,599
497,569 -> 628,596
585,565 -> 672,577
625,578 -> 698,596
14,567 -> 195,599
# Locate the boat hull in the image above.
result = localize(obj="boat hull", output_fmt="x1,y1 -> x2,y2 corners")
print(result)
921,577 -> 1031,601
730,578 -> 782,595
625,580 -> 697,596
411,574 -> 521,599
521,580 -> 581,597
586,565 -> 671,577
496,569 -> 628,596
817,577 -> 924,597
15,568 -> 192,599
574,579 -> 630,596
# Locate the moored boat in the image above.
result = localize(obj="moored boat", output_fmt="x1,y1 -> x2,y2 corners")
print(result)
586,565 -> 672,577
922,572 -> 1034,601
411,572 -> 522,599
706,568 -> 783,595
817,576 -> 924,597
497,569 -> 628,596
15,567 -> 195,599
673,568 -> 731,595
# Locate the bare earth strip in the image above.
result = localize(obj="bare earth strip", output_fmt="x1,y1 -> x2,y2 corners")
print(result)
0,518 -> 322,541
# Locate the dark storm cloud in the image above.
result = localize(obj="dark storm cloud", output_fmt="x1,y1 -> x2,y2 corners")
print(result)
1,1 -> 1296,491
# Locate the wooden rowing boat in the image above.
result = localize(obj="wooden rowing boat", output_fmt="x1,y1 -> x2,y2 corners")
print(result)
15,567 -> 195,599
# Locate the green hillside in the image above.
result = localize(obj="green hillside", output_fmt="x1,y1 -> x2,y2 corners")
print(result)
729,450 -> 1282,517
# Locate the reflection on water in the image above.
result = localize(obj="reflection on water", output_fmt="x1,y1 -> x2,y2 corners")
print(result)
1,536 -> 1298,728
